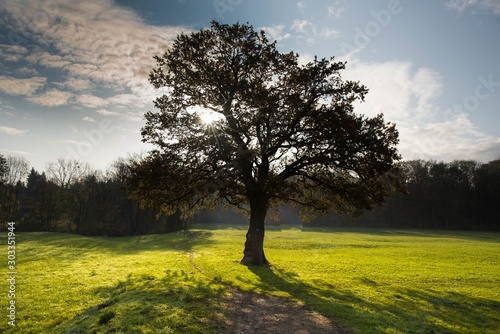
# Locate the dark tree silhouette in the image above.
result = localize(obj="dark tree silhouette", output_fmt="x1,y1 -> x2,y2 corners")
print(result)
0,154 -> 8,223
0,154 -> 7,180
127,21 -> 402,265
475,159 -> 500,230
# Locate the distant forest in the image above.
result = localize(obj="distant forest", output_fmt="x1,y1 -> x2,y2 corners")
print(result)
1,154 -> 499,234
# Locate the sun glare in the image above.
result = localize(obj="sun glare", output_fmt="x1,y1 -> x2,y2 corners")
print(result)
199,110 -> 223,125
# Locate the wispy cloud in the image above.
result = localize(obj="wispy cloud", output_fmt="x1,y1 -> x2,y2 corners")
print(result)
288,19 -> 340,46
56,139 -> 92,148
76,94 -> 108,108
0,76 -> 46,96
260,25 -> 291,42
0,0 -> 187,109
26,48 -> 73,69
321,28 -> 341,39
96,109 -> 120,116
82,116 -> 96,123
27,89 -> 73,107
292,19 -> 312,33
327,1 -> 347,19
0,125 -> 29,136
297,1 -> 308,13
0,149 -> 46,158
55,77 -> 93,91
446,0 -> 500,15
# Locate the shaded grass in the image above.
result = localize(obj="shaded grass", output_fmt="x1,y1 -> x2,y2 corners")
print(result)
1,227 -> 499,333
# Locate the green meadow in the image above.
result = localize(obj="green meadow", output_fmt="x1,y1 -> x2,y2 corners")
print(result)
2,226 -> 500,333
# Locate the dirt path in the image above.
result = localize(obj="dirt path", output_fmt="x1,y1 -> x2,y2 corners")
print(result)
217,289 -> 352,334
189,252 -> 353,334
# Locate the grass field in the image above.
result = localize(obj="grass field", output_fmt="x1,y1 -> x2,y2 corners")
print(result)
1,226 -> 500,333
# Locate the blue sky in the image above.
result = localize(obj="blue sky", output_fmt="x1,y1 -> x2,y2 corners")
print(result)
1,0 -> 499,172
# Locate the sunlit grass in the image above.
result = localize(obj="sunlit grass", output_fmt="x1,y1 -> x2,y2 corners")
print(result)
188,227 -> 500,334
2,231 -> 227,334
1,227 -> 499,333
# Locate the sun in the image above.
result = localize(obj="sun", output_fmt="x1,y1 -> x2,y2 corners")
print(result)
199,110 -> 223,125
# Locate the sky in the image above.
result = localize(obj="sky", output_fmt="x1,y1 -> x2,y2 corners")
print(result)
0,0 -> 499,172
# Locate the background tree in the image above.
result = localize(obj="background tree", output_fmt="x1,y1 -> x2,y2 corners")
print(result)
0,154 -> 8,224
475,159 -> 500,230
1,155 -> 29,222
128,21 -> 402,265
21,168 -> 57,231
0,154 -> 7,180
47,158 -> 90,188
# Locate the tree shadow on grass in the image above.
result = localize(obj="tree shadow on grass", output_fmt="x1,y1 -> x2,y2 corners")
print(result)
245,265 -> 500,334
52,269 -> 228,334
18,230 -> 215,265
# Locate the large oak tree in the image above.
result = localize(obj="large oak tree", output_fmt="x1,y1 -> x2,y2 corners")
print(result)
128,21 -> 402,265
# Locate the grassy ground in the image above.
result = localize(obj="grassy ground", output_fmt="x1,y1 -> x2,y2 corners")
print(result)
1,226 -> 499,333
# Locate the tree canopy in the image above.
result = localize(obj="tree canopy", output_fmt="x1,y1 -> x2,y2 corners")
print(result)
127,21 -> 403,265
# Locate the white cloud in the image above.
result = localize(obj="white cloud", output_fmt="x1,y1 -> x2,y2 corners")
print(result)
343,57 -> 500,162
76,94 -> 108,108
446,0 -> 476,12
0,126 -> 29,136
0,43 -> 29,62
96,109 -> 120,116
57,139 -> 92,148
26,48 -> 73,69
106,94 -> 141,107
1,0 -> 186,109
17,67 -> 39,76
290,20 -> 318,45
297,1 -> 308,12
56,77 -> 93,91
82,116 -> 96,123
345,59 -> 442,122
399,115 -> 500,162
292,19 -> 311,33
328,1 -> 347,19
260,25 -> 291,42
27,89 -> 73,107
446,0 -> 500,15
0,76 -> 46,96
290,20 -> 340,45
297,53 -> 315,66
321,28 -> 341,39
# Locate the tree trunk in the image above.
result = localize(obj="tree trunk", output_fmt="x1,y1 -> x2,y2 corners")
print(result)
241,196 -> 269,266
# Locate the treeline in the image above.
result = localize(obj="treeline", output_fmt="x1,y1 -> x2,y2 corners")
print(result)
313,159 -> 500,231
1,154 -> 500,234
0,155 -> 184,235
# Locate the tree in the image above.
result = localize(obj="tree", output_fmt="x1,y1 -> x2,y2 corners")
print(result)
475,159 -> 500,230
0,154 -> 7,181
128,21 -> 402,265
22,168 -> 57,231
1,155 -> 29,222
0,154 -> 8,223
47,158 -> 90,188
3,156 -> 29,186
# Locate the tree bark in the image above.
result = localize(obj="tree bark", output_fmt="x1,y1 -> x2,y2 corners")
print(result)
241,196 -> 269,266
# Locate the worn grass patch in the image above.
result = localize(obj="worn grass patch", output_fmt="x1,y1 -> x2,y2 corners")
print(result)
1,227 -> 499,333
